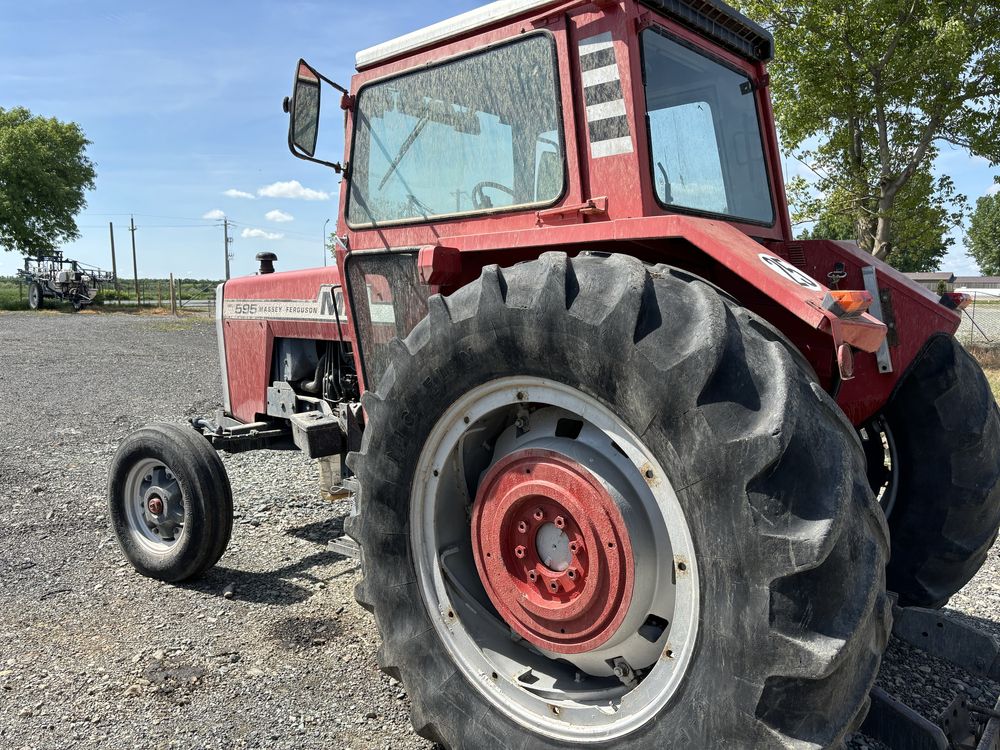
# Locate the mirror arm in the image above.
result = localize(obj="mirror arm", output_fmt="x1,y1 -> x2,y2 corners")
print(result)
312,70 -> 348,97
288,144 -> 348,176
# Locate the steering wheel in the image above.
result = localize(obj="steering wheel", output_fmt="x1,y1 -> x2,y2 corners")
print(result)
471,181 -> 515,210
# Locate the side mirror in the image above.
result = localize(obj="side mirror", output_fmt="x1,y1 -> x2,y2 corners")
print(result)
284,59 -> 346,172
287,60 -> 321,158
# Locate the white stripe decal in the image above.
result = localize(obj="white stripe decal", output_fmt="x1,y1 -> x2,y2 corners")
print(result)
579,31 -> 613,55
586,99 -> 626,122
581,63 -> 620,87
591,135 -> 633,158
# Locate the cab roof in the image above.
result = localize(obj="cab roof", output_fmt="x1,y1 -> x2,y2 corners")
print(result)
355,0 -> 772,71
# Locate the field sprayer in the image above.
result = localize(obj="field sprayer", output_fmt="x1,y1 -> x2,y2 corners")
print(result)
18,251 -> 114,310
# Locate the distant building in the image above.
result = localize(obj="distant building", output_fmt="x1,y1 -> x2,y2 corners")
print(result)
904,272 -> 955,292
955,276 -> 1000,290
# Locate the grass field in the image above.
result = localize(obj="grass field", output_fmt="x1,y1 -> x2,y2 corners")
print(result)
985,368 -> 1000,400
967,344 -> 1000,400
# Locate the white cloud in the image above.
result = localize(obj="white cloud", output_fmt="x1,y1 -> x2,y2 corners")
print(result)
257,180 -> 330,200
987,184 -> 1000,196
265,209 -> 294,223
241,228 -> 284,241
202,209 -> 226,220
224,188 -> 255,199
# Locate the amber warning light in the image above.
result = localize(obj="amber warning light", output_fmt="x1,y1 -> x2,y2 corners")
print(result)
821,290 -> 874,319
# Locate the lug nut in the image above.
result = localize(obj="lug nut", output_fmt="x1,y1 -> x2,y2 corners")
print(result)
554,516 -> 565,529
517,521 -> 527,534
527,570 -> 538,581
533,508 -> 545,521
548,580 -> 560,593
569,541 -> 580,553
567,569 -> 576,579
514,545 -> 526,559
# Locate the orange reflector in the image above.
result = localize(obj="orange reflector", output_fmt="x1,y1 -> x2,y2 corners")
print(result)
941,292 -> 973,311
822,290 -> 873,319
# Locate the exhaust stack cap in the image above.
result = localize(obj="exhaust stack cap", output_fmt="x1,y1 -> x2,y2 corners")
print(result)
256,252 -> 278,275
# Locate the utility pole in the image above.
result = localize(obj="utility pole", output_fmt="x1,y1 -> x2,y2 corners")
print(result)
109,222 -> 120,305
223,218 -> 232,280
129,215 -> 140,305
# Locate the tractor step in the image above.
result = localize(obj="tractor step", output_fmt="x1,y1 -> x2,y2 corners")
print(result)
327,535 -> 360,561
862,605 -> 1000,749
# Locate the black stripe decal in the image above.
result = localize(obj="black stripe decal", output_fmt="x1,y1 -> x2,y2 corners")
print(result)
583,79 -> 624,107
579,47 -> 617,72
588,115 -> 631,142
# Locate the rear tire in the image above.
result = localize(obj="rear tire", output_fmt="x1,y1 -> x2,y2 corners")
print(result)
348,253 -> 890,748
28,283 -> 43,310
879,334 -> 1000,608
108,423 -> 233,582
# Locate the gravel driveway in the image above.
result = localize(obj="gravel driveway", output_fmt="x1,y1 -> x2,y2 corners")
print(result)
0,310 -> 997,750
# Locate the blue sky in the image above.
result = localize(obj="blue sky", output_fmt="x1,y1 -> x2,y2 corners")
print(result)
0,0 -> 479,279
1,0 -> 996,279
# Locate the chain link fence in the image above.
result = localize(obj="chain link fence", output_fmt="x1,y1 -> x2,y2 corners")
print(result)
956,293 -> 1000,346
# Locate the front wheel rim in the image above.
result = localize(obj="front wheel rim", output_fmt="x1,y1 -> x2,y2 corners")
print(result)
122,458 -> 186,553
410,377 -> 699,743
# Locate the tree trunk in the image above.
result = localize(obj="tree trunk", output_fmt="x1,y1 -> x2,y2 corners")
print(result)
855,201 -> 878,255
872,193 -> 894,260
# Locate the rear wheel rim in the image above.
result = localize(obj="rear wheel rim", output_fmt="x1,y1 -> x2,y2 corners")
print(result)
123,458 -> 185,553
861,416 -> 899,519
410,377 -> 699,743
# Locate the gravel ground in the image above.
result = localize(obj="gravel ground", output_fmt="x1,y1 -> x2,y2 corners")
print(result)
0,310 -> 997,750
0,311 -> 432,750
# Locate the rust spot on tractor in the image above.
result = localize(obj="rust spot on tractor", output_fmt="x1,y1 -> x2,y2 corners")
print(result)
674,556 -> 689,575
662,644 -> 675,660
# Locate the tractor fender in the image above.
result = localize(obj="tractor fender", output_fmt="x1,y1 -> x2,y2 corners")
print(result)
437,213 -> 887,353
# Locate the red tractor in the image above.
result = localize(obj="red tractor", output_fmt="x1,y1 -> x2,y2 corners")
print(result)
109,0 -> 1000,746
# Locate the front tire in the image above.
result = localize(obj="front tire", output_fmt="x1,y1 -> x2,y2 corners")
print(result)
878,334 -> 1000,607
28,282 -> 43,310
108,423 -> 233,582
348,253 -> 890,748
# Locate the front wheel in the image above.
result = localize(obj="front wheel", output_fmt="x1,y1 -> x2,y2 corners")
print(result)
28,282 -> 43,310
348,253 -> 890,748
108,423 -> 233,582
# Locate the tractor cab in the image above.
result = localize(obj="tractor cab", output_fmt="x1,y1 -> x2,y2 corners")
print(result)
288,0 -> 788,244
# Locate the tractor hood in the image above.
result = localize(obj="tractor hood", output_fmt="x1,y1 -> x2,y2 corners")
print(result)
216,265 -> 350,423
221,266 -> 344,323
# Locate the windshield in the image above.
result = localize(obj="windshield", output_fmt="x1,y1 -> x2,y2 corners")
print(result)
347,34 -> 565,226
641,29 -> 774,225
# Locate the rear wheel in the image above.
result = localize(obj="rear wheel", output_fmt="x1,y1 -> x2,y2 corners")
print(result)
108,423 -> 233,582
349,253 -> 890,748
28,282 -> 43,310
875,335 -> 1000,607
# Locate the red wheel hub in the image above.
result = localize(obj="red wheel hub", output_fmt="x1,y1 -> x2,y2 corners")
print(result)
147,496 -> 164,515
470,448 -> 635,654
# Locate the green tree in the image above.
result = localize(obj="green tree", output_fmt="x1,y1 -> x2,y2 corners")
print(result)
0,107 -> 96,255
743,0 -> 1000,261
796,168 -> 961,271
968,186 -> 1000,275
